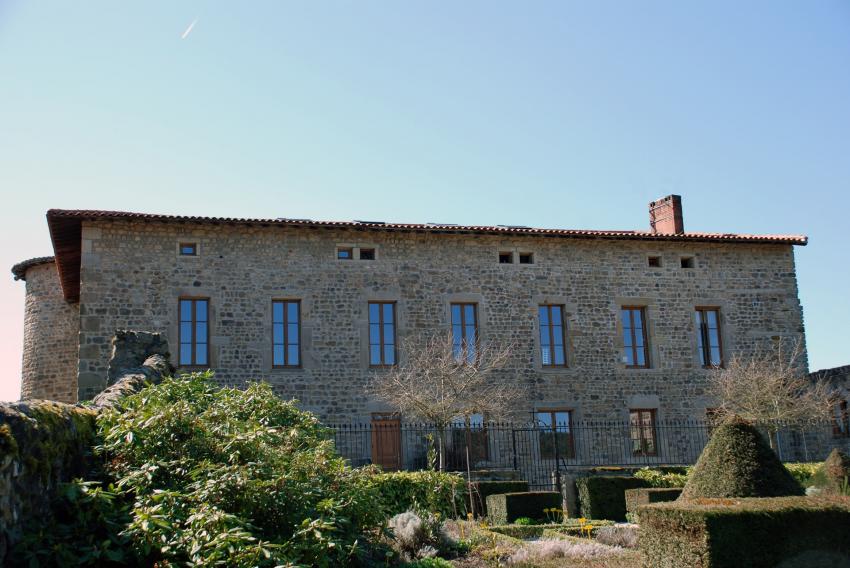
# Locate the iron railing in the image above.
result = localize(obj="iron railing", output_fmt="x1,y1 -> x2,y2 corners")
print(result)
329,419 -> 842,490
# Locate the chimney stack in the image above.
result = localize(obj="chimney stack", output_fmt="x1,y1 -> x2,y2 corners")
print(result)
649,195 -> 684,234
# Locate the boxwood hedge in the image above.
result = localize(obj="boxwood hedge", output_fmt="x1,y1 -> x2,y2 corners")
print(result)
575,476 -> 648,521
486,492 -> 562,525
640,497 -> 850,568
624,487 -> 681,522
468,480 -> 528,517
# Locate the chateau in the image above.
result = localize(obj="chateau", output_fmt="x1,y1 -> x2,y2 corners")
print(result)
14,196 -> 810,432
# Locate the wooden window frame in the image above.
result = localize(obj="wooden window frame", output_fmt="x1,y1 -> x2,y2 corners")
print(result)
695,307 -> 724,368
535,408 -> 575,459
539,304 -> 568,367
833,400 -> 850,439
621,306 -> 650,368
629,408 -> 658,456
179,242 -> 198,256
450,302 -> 479,361
647,255 -> 662,268
178,297 -> 210,368
272,299 -> 302,368
368,301 -> 397,367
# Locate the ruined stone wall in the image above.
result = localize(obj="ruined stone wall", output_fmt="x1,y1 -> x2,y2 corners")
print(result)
76,220 -> 806,422
20,262 -> 79,403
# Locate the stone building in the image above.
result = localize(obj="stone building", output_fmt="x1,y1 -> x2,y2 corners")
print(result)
13,195 -> 816,467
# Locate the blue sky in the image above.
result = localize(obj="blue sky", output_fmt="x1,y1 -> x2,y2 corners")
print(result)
1,1 -> 848,400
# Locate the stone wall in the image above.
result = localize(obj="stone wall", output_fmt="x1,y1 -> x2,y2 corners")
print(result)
0,332 -> 171,563
75,219 -> 806,422
20,261 -> 80,403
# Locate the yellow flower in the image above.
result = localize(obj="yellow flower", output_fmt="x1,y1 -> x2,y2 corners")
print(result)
578,517 -> 586,524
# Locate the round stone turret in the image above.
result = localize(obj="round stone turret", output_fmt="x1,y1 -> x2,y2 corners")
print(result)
12,257 -> 79,402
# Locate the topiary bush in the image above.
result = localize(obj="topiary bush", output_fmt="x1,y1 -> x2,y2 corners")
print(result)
366,470 -> 467,519
468,480 -> 528,517
640,497 -> 850,568
96,372 -> 383,567
575,476 -> 648,521
486,492 -> 562,525
624,487 -> 681,522
680,417 -> 803,500
810,448 -> 850,495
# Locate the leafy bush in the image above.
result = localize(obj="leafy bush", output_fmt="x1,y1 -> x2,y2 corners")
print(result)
575,476 -> 648,521
633,467 -> 689,488
810,449 -> 850,496
97,373 -> 382,567
784,462 -> 821,487
10,480 -> 139,567
513,517 -> 535,526
680,417 -> 803,500
468,480 -> 529,517
486,492 -> 562,525
366,470 -> 467,519
640,497 -> 850,568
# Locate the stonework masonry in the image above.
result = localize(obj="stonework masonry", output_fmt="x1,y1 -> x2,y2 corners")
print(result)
71,218 -> 806,422
20,261 -> 79,402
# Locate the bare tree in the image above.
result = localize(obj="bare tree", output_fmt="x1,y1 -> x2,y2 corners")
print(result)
708,340 -> 836,449
369,332 -> 526,471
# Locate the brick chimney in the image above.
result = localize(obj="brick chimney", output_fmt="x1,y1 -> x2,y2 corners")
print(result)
649,195 -> 684,234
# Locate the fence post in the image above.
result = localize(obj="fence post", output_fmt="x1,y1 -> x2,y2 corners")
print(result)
552,423 -> 562,496
511,427 -> 518,471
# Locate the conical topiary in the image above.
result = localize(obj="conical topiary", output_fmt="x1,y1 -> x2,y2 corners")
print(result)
810,448 -> 850,495
679,417 -> 803,500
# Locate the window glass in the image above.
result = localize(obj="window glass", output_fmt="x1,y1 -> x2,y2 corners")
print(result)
272,300 -> 301,366
369,302 -> 396,365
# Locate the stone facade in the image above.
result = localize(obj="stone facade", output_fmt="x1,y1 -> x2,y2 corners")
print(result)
18,261 -> 79,403
69,218 -> 806,423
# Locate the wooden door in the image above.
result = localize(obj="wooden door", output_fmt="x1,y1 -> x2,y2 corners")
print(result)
371,413 -> 402,471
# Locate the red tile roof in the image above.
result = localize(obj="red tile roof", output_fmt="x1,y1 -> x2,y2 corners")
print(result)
42,209 -> 808,302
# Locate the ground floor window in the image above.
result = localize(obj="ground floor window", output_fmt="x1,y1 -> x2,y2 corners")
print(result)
629,409 -> 657,456
534,409 -> 574,459
833,400 -> 849,438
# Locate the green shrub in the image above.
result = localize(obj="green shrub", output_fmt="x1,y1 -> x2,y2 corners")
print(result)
97,373 -> 383,567
810,449 -> 850,496
640,497 -> 850,568
486,492 -> 562,525
365,470 -> 467,519
404,557 -> 453,568
10,480 -> 139,567
488,519 -> 614,539
468,480 -> 528,517
784,462 -> 821,487
633,467 -> 689,488
680,417 -> 803,500
575,476 -> 648,521
513,516 -> 535,526
623,487 -> 681,522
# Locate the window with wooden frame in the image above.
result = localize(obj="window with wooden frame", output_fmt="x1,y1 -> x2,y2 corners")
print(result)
451,303 -> 478,363
629,409 -> 657,456
621,307 -> 650,368
178,298 -> 209,367
369,302 -> 396,366
534,409 -> 574,459
179,242 -> 198,256
695,307 -> 723,368
272,300 -> 301,367
538,305 -> 567,367
833,399 -> 849,439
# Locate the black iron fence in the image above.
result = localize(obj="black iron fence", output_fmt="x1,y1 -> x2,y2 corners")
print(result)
330,419 -> 842,490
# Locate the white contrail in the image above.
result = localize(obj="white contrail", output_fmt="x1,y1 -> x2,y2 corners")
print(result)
181,18 -> 198,40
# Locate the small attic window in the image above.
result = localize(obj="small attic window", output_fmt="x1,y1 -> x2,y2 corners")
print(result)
359,248 -> 376,260
648,256 -> 662,268
499,252 -> 514,264
179,243 -> 197,256
680,256 -> 695,269
337,247 -> 353,260
519,253 -> 534,264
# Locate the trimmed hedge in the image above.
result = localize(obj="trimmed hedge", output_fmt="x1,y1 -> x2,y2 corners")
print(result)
575,476 -> 648,521
486,492 -> 562,525
640,497 -> 850,568
487,519 -> 614,539
681,418 -> 803,500
366,470 -> 468,518
468,480 -> 529,517
624,487 -> 681,521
